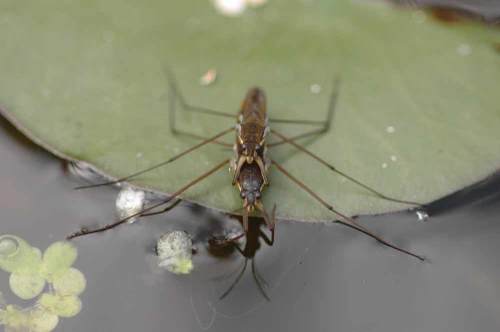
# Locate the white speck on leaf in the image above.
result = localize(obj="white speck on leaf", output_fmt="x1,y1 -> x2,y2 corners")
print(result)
457,43 -> 472,56
386,126 -> 395,134
200,69 -> 217,86
310,84 -> 321,94
213,0 -> 247,16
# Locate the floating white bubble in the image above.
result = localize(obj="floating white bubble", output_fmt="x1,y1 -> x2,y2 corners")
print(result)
115,187 -> 146,224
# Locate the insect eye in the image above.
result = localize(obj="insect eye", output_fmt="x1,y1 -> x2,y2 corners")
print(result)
240,192 -> 246,198
255,192 -> 261,198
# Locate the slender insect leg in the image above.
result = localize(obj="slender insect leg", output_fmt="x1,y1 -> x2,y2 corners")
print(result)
167,70 -> 235,119
271,159 -> 425,261
259,228 -> 274,246
270,129 -> 423,207
268,78 -> 340,147
168,78 -> 232,147
233,244 -> 245,256
139,198 -> 182,217
251,259 -> 271,301
256,204 -> 276,245
166,69 -> 235,126
210,231 -> 246,247
67,159 -> 230,239
74,127 -> 233,190
220,258 -> 248,300
166,71 -> 232,147
268,128 -> 327,148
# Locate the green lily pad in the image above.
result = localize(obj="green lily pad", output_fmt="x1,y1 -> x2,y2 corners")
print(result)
9,272 -> 45,300
0,1 -> 499,221
40,242 -> 77,282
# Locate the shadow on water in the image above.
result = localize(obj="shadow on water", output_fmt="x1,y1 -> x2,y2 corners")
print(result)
2,101 -> 500,332
425,170 -> 500,215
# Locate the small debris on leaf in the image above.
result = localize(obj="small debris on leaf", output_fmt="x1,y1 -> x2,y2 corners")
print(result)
200,68 -> 217,86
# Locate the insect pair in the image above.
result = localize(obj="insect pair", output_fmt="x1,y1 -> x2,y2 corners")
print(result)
67,71 -> 426,262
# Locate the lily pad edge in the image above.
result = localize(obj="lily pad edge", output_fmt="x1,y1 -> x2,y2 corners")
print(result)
3,105 -> 497,223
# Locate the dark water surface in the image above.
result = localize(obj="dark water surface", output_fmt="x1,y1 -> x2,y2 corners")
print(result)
1,115 -> 500,332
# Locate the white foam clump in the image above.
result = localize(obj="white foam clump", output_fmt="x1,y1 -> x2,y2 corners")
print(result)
115,187 -> 146,223
157,231 -> 194,275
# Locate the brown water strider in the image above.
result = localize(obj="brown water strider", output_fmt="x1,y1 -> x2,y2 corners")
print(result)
68,72 -> 426,262
231,88 -> 275,237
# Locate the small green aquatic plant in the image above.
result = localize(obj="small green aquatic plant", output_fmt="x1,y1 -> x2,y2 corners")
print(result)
0,235 -> 86,332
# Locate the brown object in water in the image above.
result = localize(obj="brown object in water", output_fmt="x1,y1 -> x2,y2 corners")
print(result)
67,71 -> 426,264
